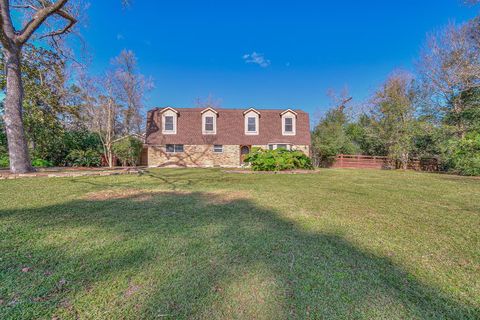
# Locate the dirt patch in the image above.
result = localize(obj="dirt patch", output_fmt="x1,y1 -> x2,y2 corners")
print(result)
84,189 -> 140,201
224,169 -> 319,175
124,284 -> 142,298
83,189 -> 155,201
83,189 -> 252,207
83,189 -> 194,202
203,190 -> 252,205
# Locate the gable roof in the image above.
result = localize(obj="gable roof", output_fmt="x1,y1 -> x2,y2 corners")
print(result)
146,107 -> 311,146
280,108 -> 298,116
243,108 -> 261,115
200,107 -> 218,115
159,107 -> 179,114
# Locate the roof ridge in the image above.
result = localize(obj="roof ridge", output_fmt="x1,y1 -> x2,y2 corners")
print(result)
148,107 -> 307,113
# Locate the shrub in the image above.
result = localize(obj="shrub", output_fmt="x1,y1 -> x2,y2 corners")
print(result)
0,155 -> 9,168
67,149 -> 102,167
0,144 -> 6,156
244,148 -> 313,171
113,137 -> 143,167
28,129 -> 103,167
31,158 -> 53,168
442,132 -> 480,176
0,118 -> 7,156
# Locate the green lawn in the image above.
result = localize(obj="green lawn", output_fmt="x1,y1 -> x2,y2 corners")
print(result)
0,169 -> 479,319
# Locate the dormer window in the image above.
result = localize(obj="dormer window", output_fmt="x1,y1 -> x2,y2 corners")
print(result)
205,116 -> 214,132
161,107 -> 179,134
247,117 -> 256,132
165,116 -> 174,131
284,118 -> 293,132
281,109 -> 297,136
244,108 -> 260,135
201,108 -> 218,135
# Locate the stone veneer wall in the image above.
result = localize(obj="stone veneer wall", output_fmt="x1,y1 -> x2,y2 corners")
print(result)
148,144 -> 311,168
148,145 -> 240,168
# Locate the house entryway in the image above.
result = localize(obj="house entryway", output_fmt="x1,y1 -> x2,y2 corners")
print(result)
240,145 -> 251,165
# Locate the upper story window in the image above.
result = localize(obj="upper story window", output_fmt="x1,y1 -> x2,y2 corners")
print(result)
165,116 -> 174,131
281,109 -> 297,136
201,108 -> 218,135
205,116 -> 214,131
284,118 -> 293,133
247,117 -> 256,132
161,107 -> 179,134
243,108 -> 260,135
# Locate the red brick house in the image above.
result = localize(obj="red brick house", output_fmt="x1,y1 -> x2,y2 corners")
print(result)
145,107 -> 311,167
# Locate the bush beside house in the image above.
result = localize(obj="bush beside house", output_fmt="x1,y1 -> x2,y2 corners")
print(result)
112,137 -> 143,167
244,148 -> 313,171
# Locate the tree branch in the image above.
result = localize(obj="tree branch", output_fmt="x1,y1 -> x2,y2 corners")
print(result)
16,0 -> 73,44
0,0 -> 17,48
38,9 -> 77,39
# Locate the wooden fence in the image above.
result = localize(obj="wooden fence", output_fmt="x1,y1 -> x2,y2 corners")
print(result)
331,154 -> 439,172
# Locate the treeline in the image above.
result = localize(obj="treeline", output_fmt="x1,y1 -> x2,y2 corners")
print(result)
0,45 -> 150,169
312,18 -> 480,176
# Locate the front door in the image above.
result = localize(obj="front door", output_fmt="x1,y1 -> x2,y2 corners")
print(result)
240,145 -> 251,165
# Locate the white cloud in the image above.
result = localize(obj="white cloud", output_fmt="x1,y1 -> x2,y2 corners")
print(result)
116,33 -> 125,40
243,52 -> 271,68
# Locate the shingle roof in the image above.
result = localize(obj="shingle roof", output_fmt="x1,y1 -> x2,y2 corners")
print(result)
145,107 -> 311,146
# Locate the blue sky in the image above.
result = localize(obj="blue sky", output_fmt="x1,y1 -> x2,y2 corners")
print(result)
83,1 -> 477,119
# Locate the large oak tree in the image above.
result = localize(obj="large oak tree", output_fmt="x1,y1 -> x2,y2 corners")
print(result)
0,0 -> 78,173
0,0 -> 128,173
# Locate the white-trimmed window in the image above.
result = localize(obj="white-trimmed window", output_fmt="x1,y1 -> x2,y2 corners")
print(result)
268,144 -> 292,151
165,116 -> 174,131
201,108 -> 218,135
161,108 -> 178,134
247,117 -> 256,132
213,145 -> 223,153
284,118 -> 293,133
281,109 -> 297,136
166,144 -> 184,153
244,108 -> 260,135
205,117 -> 214,131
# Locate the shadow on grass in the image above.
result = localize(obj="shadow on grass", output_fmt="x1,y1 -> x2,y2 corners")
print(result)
1,190 -> 478,319
68,168 -> 235,192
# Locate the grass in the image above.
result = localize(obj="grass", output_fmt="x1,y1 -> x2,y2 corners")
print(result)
0,168 -> 479,319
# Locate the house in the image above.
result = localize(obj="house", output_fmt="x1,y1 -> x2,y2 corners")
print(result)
144,107 -> 311,167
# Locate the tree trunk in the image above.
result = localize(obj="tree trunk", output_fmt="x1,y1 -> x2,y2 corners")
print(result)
3,47 -> 33,173
401,152 -> 409,170
108,149 -> 114,168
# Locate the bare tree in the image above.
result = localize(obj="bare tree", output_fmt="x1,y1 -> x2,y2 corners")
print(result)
195,94 -> 222,109
417,20 -> 480,137
79,50 -> 151,168
79,73 -> 123,168
326,87 -> 353,113
111,49 -> 152,136
98,79 -> 121,169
